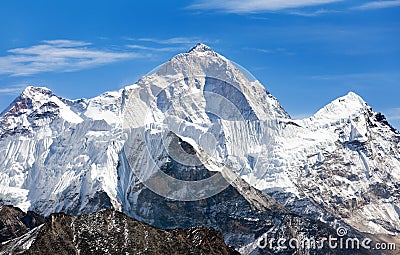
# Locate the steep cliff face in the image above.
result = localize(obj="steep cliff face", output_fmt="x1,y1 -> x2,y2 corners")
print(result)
0,44 -> 399,254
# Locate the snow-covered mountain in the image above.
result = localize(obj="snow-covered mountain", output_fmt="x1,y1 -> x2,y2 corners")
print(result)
0,43 -> 399,253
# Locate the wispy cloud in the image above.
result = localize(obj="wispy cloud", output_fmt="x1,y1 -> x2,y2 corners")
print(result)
188,0 -> 400,14
41,40 -> 91,47
246,47 -> 295,55
352,0 -> 400,10
187,0 -> 342,13
126,44 -> 185,52
289,8 -> 341,16
249,48 -> 273,54
0,40 -> 146,76
0,84 -> 26,95
386,108 -> 400,121
135,37 -> 205,45
124,37 -> 216,54
125,36 -> 216,47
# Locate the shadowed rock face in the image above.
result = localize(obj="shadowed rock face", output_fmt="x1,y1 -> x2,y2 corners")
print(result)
120,134 -> 371,255
0,209 -> 239,255
0,205 -> 45,243
0,206 -> 374,255
129,178 -> 372,255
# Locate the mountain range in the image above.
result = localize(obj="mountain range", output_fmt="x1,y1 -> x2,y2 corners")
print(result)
0,43 -> 399,254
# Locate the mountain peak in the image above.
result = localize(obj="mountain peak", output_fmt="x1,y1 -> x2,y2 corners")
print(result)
333,91 -> 368,113
187,43 -> 214,54
340,91 -> 366,105
21,86 -> 54,99
0,86 -> 54,117
143,43 -> 290,120
0,85 -> 83,125
311,91 -> 369,121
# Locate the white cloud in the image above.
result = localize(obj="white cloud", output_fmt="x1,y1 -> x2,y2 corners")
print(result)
289,8 -> 341,16
188,0 -> 342,13
41,40 -> 91,47
352,0 -> 400,10
0,40 -> 146,76
0,84 -> 26,95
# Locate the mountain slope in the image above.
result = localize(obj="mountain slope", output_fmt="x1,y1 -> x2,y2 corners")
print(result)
0,209 -> 239,255
255,92 -> 400,236
0,43 -> 399,253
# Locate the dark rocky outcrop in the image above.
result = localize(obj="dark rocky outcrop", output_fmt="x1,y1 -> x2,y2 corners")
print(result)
0,209 -> 239,255
0,205 -> 45,243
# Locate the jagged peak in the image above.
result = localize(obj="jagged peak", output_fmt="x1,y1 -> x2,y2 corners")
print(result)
144,43 -> 232,82
21,86 -> 54,99
138,43 -> 290,120
0,85 -> 84,124
0,86 -> 54,117
144,43 -> 223,79
187,43 -> 214,54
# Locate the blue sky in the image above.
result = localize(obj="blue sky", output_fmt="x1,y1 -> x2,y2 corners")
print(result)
0,0 -> 399,128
